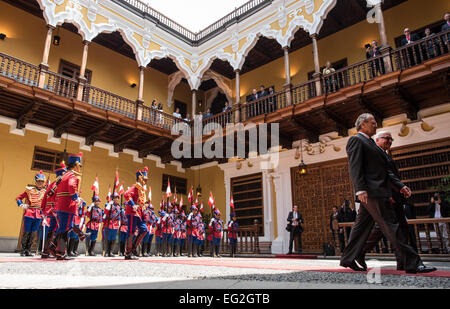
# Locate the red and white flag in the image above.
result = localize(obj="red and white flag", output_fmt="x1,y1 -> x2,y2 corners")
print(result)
148,185 -> 152,202
188,186 -> 193,203
91,177 -> 99,195
118,183 -> 124,196
114,171 -> 120,192
230,195 -> 235,211
106,186 -> 112,203
179,196 -> 184,208
200,200 -> 204,213
166,179 -> 172,198
208,192 -> 215,210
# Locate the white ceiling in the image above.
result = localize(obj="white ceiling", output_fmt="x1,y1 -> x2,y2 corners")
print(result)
143,0 -> 249,32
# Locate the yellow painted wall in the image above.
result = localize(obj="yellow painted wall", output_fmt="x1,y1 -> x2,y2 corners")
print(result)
233,0 -> 449,100
0,123 -> 194,238
0,1 -> 171,112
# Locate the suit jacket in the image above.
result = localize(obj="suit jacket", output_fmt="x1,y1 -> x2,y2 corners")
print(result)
248,94 -> 259,102
401,33 -> 420,46
442,22 -> 450,32
427,201 -> 450,218
287,211 -> 304,232
366,46 -> 381,59
347,133 -> 405,199
259,90 -> 268,98
403,203 -> 416,220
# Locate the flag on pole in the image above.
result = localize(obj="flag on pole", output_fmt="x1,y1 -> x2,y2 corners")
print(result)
148,185 -> 152,202
118,183 -> 124,196
200,200 -> 204,213
91,177 -> 99,195
208,192 -> 215,210
166,179 -> 172,198
114,170 -> 120,192
188,186 -> 193,204
230,195 -> 235,211
179,196 -> 183,208
106,186 -> 112,203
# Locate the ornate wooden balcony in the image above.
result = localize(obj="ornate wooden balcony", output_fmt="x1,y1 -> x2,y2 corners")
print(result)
0,30 -> 449,168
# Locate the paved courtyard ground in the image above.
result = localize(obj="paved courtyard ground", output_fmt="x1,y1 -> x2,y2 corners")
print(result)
0,253 -> 449,289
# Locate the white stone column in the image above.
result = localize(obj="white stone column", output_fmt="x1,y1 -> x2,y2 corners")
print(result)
311,34 -> 322,96
138,66 -> 145,103
283,46 -> 291,86
271,169 -> 293,254
262,170 -> 273,242
192,90 -> 197,116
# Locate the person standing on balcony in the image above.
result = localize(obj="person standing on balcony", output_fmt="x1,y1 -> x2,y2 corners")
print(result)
366,40 -> 385,76
441,12 -> 450,32
322,61 -> 336,93
401,28 -> 421,66
203,108 -> 213,119
340,114 -> 436,274
287,205 -> 304,255
428,193 -> 450,254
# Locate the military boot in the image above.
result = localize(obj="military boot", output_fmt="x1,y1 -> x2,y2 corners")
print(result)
88,241 -> 96,256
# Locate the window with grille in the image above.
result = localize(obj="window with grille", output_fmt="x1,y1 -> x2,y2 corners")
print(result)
162,174 -> 187,195
231,173 -> 264,236
31,147 -> 65,173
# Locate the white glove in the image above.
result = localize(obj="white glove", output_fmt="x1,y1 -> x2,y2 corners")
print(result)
21,204 -> 29,210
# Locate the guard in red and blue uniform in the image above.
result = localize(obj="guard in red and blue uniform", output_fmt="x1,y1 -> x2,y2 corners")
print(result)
118,207 -> 128,256
123,167 -> 149,260
103,193 -> 122,257
155,214 -> 163,256
40,163 -> 67,259
177,211 -> 187,257
187,205 -> 201,257
142,202 -> 156,257
15,170 -> 46,256
196,219 -> 206,257
209,209 -> 224,258
228,213 -> 239,258
172,207 -> 182,256
162,203 -> 175,257
68,198 -> 86,257
53,153 -> 90,260
85,196 -> 103,256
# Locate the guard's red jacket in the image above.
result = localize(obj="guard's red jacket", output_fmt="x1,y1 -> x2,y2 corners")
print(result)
86,205 -> 103,231
41,181 -> 57,217
54,171 -> 80,214
187,212 -> 201,237
16,186 -> 45,219
124,184 -> 145,219
103,203 -> 121,230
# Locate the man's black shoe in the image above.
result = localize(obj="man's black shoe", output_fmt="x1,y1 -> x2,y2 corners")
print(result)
406,265 -> 437,274
355,253 -> 368,271
342,261 -> 366,272
125,255 -> 139,260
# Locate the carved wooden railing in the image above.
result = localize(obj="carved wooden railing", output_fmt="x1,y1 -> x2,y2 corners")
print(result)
0,53 -> 39,87
83,84 -> 137,119
336,218 -> 450,256
141,104 -> 189,130
201,219 -> 260,255
42,70 -> 78,100
202,108 -> 237,128
241,90 -> 289,122
291,79 -> 318,105
391,30 -> 450,71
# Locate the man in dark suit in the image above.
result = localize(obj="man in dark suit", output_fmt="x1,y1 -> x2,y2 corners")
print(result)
248,89 -> 259,102
340,114 -> 436,274
442,12 -> 450,32
287,205 -> 304,254
365,40 -> 385,76
401,28 -> 421,66
427,193 -> 450,253
358,131 -> 421,269
259,85 -> 268,98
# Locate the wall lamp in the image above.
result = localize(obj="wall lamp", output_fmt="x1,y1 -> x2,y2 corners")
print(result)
0,33 -> 6,41
130,83 -> 137,88
53,35 -> 61,46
